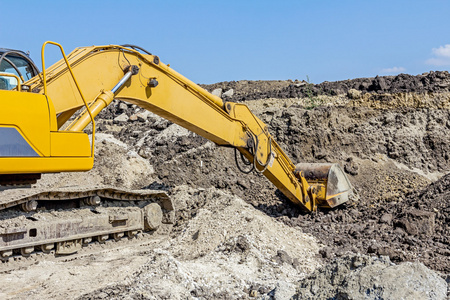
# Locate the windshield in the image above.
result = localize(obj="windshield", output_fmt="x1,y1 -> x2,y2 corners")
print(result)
0,55 -> 35,90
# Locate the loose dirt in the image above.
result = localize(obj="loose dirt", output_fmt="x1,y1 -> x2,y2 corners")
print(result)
98,81 -> 449,274
0,72 -> 449,299
201,70 -> 450,101
294,254 -> 447,299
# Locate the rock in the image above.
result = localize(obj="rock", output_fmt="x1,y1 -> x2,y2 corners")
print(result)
319,247 -> 332,258
342,261 -> 447,300
405,209 -> 435,236
211,88 -> 223,97
96,292 -> 109,299
237,179 -> 249,189
263,281 -> 296,300
380,213 -> 393,224
113,113 -> 129,122
394,218 -> 418,236
276,250 -> 292,265
292,257 -> 300,269
347,88 -> 362,99
223,89 -> 234,97
294,254 -> 447,300
371,76 -> 388,91
344,158 -> 359,175
136,111 -> 150,122
125,113 -> 147,123
235,235 -> 250,252
368,244 -> 378,254
118,102 -> 128,111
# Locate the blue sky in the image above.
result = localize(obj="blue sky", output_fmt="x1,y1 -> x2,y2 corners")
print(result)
2,0 -> 449,84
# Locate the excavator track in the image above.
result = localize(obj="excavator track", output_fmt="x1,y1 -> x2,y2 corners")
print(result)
0,186 -> 174,261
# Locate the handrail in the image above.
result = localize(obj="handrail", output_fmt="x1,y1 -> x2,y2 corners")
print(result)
0,73 -> 21,91
40,41 -> 95,157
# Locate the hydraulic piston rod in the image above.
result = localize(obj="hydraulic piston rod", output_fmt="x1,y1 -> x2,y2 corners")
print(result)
67,66 -> 138,132
111,66 -> 138,93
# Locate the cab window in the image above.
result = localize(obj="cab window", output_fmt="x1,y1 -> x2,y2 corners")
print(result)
0,55 -> 34,90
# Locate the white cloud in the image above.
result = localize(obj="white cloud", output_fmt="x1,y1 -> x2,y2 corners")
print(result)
380,66 -> 406,74
432,44 -> 450,57
426,44 -> 450,66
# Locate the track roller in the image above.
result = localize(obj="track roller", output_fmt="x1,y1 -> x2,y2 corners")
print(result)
127,230 -> 138,239
21,200 -> 38,212
96,234 -> 109,243
0,250 -> 13,260
20,246 -> 34,256
83,237 -> 92,245
113,232 -> 124,241
56,239 -> 82,254
39,243 -> 54,254
85,195 -> 101,206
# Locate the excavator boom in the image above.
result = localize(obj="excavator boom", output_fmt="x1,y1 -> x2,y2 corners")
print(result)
2,42 -> 352,212
0,42 -> 353,260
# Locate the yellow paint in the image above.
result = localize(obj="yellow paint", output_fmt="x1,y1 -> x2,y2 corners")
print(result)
0,42 -> 352,211
0,157 -> 93,174
50,132 -> 91,157
0,90 -> 51,156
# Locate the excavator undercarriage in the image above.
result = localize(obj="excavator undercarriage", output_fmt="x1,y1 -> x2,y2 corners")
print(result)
0,42 -> 353,260
0,187 -> 174,260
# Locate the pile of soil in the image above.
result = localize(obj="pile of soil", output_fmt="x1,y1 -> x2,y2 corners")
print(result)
94,82 -> 450,274
291,172 -> 449,273
201,71 -> 450,101
66,74 -> 450,297
294,254 -> 447,299
2,73 -> 448,299
78,186 -> 321,300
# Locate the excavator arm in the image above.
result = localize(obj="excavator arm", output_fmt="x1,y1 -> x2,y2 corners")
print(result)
9,42 -> 352,212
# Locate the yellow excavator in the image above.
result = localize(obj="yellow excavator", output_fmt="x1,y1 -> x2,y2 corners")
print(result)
0,42 -> 352,259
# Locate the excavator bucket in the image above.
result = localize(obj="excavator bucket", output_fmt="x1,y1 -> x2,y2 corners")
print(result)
295,163 -> 353,208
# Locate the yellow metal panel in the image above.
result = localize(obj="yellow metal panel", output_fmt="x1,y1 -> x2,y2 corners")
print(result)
50,132 -> 91,157
46,96 -> 58,131
0,157 -> 93,174
0,90 -> 50,156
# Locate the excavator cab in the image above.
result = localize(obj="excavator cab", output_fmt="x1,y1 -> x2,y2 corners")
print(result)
0,47 -> 93,184
0,48 -> 39,90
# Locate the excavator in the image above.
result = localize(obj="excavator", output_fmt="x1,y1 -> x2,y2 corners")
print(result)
0,42 -> 352,259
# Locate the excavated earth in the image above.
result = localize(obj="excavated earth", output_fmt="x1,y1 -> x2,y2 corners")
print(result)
0,72 -> 449,299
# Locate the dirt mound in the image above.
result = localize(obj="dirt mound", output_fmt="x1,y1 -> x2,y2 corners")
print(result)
92,90 -> 450,275
291,171 -> 449,274
36,133 -> 157,190
295,254 -> 447,300
77,186 -> 320,300
3,71 -> 449,298
201,71 -> 450,101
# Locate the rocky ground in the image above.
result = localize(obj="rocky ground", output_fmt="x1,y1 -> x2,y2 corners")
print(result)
0,72 -> 449,299
200,70 -> 450,101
